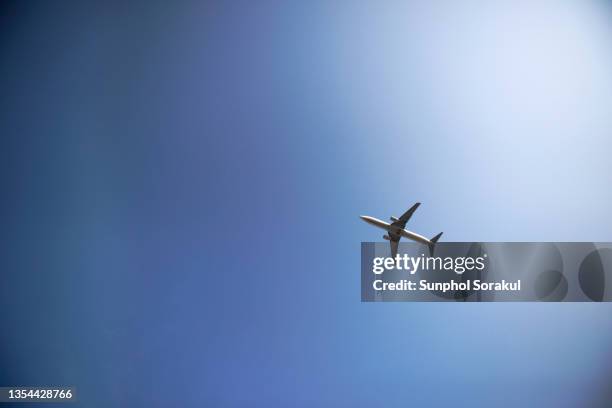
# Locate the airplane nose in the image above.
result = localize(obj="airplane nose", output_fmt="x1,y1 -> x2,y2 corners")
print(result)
360,215 -> 373,224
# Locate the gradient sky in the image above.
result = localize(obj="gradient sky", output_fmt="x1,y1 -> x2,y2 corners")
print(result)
2,1 -> 612,407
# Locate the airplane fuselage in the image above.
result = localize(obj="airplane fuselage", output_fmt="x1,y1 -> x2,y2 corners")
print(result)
359,215 -> 431,245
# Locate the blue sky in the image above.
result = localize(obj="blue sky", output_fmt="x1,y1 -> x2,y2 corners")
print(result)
2,1 -> 612,406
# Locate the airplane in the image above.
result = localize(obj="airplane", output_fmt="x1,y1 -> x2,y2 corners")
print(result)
360,202 -> 443,257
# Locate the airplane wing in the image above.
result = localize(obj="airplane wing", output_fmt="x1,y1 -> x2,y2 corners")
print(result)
389,239 -> 399,259
392,202 -> 420,227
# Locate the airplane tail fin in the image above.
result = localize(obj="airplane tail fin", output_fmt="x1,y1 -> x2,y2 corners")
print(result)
428,232 -> 443,255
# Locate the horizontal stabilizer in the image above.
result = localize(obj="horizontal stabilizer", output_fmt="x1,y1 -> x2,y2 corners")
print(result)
428,232 -> 443,255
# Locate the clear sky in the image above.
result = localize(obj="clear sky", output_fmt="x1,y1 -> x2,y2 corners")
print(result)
2,1 -> 612,406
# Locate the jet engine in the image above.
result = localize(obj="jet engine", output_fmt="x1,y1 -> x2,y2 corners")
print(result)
383,235 -> 391,241
390,216 -> 398,222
